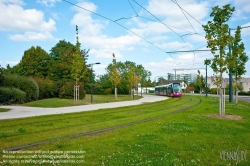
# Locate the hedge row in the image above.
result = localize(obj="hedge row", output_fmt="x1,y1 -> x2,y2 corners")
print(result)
238,91 -> 250,96
2,74 -> 39,102
0,87 -> 26,104
1,74 -> 88,104
32,77 -> 57,99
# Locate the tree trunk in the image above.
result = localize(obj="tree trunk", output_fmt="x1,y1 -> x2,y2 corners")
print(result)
130,88 -> 133,99
115,85 -> 117,100
236,87 -> 238,104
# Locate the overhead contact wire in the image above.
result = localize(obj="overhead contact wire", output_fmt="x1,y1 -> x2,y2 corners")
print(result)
62,0 -> 176,64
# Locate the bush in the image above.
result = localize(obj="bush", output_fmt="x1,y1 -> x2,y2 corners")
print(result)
210,88 -> 218,94
32,77 -> 56,99
238,91 -> 250,96
104,88 -> 112,95
59,82 -> 86,99
0,87 -> 26,104
3,74 -> 39,102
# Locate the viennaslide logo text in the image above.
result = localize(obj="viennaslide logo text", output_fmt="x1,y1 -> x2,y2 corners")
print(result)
220,147 -> 247,164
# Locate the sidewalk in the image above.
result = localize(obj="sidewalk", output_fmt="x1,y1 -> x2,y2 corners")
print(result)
0,95 -> 167,120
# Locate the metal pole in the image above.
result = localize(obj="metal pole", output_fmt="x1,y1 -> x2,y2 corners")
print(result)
206,62 -> 208,97
133,73 -> 135,100
141,85 -> 142,97
175,70 -> 176,81
229,28 -> 233,103
91,64 -> 93,103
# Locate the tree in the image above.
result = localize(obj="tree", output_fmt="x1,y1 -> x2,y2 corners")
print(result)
167,73 -> 171,84
71,52 -> 85,102
0,65 -> 4,86
213,74 -> 221,95
201,75 -> 206,92
204,59 -> 211,94
49,40 -> 77,83
135,65 -> 151,91
50,40 -> 76,59
127,65 -> 135,99
109,53 -> 121,100
72,26 -> 88,86
157,77 -> 165,85
18,46 -> 50,78
228,26 -> 249,104
3,64 -> 20,75
203,4 -> 234,86
106,61 -> 151,95
196,70 -> 201,93
71,53 -> 86,85
203,4 -> 235,116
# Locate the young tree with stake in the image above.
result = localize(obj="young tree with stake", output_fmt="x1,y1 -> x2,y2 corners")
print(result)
203,4 -> 235,116
109,53 -> 121,100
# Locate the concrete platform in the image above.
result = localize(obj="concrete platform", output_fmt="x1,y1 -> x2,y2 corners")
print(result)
0,95 -> 167,120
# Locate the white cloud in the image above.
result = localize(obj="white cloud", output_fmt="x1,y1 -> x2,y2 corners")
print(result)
143,58 -> 178,79
147,0 -> 209,24
241,22 -> 250,36
235,0 -> 250,13
143,51 -> 211,79
0,2 -> 56,31
71,2 -> 104,36
36,0 -> 60,7
0,0 -> 56,41
178,53 -> 195,60
155,41 -> 191,50
1,0 -> 25,5
90,49 -> 123,59
127,0 -> 209,54
71,1 -> 141,59
6,61 -> 18,66
9,31 -> 53,41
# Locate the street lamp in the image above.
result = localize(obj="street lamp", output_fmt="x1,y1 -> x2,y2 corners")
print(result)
90,62 -> 101,103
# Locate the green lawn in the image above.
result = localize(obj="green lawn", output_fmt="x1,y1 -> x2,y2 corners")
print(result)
0,108 -> 10,112
0,96 -> 249,165
21,94 -> 142,108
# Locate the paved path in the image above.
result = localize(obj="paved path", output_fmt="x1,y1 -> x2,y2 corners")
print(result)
0,95 -> 167,120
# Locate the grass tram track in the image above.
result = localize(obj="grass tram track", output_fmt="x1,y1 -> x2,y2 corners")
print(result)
0,97 -> 181,129
1,97 -> 202,151
0,98 -> 184,139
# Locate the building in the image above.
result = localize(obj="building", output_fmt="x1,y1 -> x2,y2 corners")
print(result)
169,73 -> 198,83
207,76 -> 250,92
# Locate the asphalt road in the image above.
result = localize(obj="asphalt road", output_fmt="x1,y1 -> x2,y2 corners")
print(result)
237,96 -> 250,102
185,93 -> 250,102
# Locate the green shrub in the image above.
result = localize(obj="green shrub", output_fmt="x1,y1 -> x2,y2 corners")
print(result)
104,88 -> 112,95
210,88 -> 218,94
238,91 -> 250,96
3,74 -> 39,102
32,77 -> 56,99
59,82 -> 86,99
0,87 -> 26,104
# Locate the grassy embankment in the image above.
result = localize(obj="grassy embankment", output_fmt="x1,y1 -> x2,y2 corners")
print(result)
21,94 -> 142,108
0,95 -> 249,165
0,108 -> 9,112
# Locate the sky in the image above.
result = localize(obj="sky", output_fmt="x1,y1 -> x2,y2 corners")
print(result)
1,0 -> 250,81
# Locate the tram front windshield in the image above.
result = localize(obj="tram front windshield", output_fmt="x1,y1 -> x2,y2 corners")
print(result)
173,83 -> 181,93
